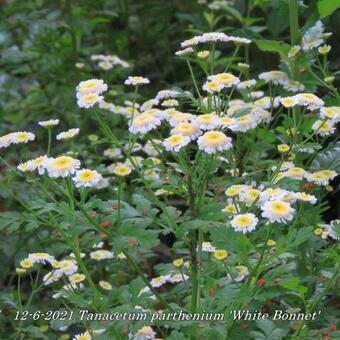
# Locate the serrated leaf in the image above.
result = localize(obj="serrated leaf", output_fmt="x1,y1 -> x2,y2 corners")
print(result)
311,142 -> 340,172
255,39 -> 291,61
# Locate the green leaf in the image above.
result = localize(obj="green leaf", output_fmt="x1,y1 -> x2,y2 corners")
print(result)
250,320 -> 286,340
279,277 -> 308,295
255,39 -> 291,61
317,0 -> 340,18
311,142 -> 340,172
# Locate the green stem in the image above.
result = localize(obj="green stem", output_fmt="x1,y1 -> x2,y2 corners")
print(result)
288,0 -> 299,79
47,128 -> 52,156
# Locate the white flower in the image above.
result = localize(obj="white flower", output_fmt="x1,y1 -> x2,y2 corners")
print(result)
202,242 -> 216,253
192,113 -> 220,130
77,93 -> 104,109
150,275 -> 168,288
294,192 -> 317,204
125,76 -> 150,86
38,119 -> 59,127
90,250 -> 114,260
44,156 -> 81,178
129,113 -> 162,134
168,273 -> 190,283
261,200 -> 295,224
175,47 -> 194,56
26,155 -> 48,175
202,80 -> 224,93
129,326 -> 156,340
103,147 -> 122,159
11,131 -> 35,144
283,80 -> 305,93
57,260 -> 78,275
162,99 -> 179,107
295,93 -> 324,110
76,79 -> 108,95
302,20 -> 331,51
99,280 -> 112,290
72,169 -> 102,188
170,122 -> 202,140
288,45 -> 301,58
197,131 -> 232,154
56,128 -> 80,140
140,98 -> 159,111
234,265 -> 249,282
258,71 -> 288,85
28,252 -> 54,264
230,213 -> 258,233
43,271 -> 62,285
305,170 -> 337,186
229,114 -> 258,132
169,113 -> 193,127
320,107 -> 340,123
280,97 -> 298,108
155,89 -> 181,101
237,79 -> 256,89
312,119 -> 335,136
250,91 -> 264,99
163,134 -> 190,152
208,73 -> 240,87
73,331 -> 92,340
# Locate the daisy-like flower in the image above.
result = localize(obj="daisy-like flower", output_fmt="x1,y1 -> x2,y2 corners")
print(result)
43,271 -> 62,285
38,119 -> 60,127
193,113 -> 220,130
129,326 -> 156,340
208,73 -> 240,87
312,119 -> 335,136
168,273 -> 189,283
90,250 -> 114,260
125,76 -> 150,86
302,20 -> 331,51
239,188 -> 261,206
225,184 -> 246,197
77,93 -> 104,109
306,170 -> 336,186
258,71 -> 288,85
72,169 -> 102,188
284,167 -> 306,180
56,128 -> 80,140
234,265 -> 249,282
171,122 -> 202,140
163,134 -> 190,152
320,107 -> 340,123
20,258 -> 34,269
230,213 -> 258,233
162,99 -> 179,107
129,113 -> 162,134
28,252 -> 54,264
237,79 -> 256,89
103,147 -> 122,159
76,79 -> 108,95
261,200 -> 295,224
150,275 -> 168,288
26,155 -> 48,174
219,116 -> 235,128
169,113 -> 193,127
73,331 -> 92,340
288,45 -> 301,58
229,114 -> 258,132
17,162 -> 30,172
175,47 -> 194,56
0,134 -> 13,149
202,80 -> 224,93
45,156 -> 81,178
57,260 -> 78,275
283,80 -> 305,93
295,192 -> 317,204
250,91 -> 264,99
98,60 -> 112,70
197,131 -> 232,154
99,280 -> 112,290
69,273 -> 86,284
11,131 -> 35,144
222,203 -> 238,214
214,249 -> 228,260
295,93 -> 324,110
280,97 -> 298,108
202,241 -> 216,253
140,98 -> 159,112
112,163 -> 132,176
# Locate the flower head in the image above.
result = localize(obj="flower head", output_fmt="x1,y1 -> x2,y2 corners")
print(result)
163,134 -> 190,152
76,79 -> 108,95
261,200 -> 295,224
56,128 -> 80,140
230,213 -> 258,233
125,76 -> 150,86
197,131 -> 232,154
73,169 -> 102,188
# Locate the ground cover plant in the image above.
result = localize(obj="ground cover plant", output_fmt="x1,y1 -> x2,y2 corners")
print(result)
0,0 -> 340,339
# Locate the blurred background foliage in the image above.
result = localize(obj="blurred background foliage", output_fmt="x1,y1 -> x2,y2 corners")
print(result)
1,0 -> 340,129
